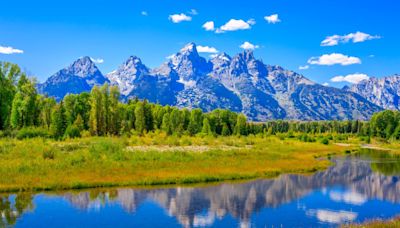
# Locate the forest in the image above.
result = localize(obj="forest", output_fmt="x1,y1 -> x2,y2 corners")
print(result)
1,62 -> 400,141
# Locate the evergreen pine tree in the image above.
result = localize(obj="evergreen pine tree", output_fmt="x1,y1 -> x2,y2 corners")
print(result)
51,102 -> 67,139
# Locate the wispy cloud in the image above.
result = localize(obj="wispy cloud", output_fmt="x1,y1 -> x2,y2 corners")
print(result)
264,14 -> 281,24
141,11 -> 148,16
321,32 -> 381,46
188,9 -> 198,15
299,65 -> 310,70
216,19 -> 252,33
308,53 -> 361,66
169,13 -> 192,23
0,45 -> 24,54
202,21 -> 215,31
166,54 -> 175,60
240,41 -> 259,50
330,73 -> 369,84
90,57 -> 104,64
197,45 -> 219,54
247,18 -> 256,25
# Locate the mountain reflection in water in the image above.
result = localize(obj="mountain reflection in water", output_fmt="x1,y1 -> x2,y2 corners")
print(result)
2,152 -> 400,227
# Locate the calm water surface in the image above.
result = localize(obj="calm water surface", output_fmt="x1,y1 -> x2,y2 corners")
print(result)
2,150 -> 400,227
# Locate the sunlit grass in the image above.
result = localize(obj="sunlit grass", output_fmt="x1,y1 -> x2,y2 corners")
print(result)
0,134 -> 357,192
343,217 -> 400,228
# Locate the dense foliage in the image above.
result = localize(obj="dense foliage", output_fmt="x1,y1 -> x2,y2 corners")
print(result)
1,62 -> 400,140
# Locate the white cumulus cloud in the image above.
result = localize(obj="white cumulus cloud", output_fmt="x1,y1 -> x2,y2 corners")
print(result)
322,82 -> 329,86
330,73 -> 369,84
197,45 -> 219,54
321,31 -> 381,46
299,65 -> 310,70
90,57 -> 104,64
217,19 -> 252,33
329,190 -> 367,206
169,13 -> 192,23
202,21 -> 215,31
306,209 -> 357,224
308,53 -> 361,66
240,42 -> 259,50
0,45 -> 24,54
264,14 -> 281,24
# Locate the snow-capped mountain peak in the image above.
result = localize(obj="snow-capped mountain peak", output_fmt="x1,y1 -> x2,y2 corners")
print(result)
106,56 -> 150,96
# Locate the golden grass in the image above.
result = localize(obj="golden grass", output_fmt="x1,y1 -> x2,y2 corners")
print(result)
0,134 -> 356,192
342,217 -> 400,228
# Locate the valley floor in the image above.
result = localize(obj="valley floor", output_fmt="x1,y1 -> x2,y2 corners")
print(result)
0,134 -> 368,193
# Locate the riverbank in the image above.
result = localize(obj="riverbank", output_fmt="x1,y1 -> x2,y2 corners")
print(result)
0,134 -> 360,192
343,217 -> 400,227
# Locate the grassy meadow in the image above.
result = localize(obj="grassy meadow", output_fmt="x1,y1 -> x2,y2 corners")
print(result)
0,133 -> 361,192
343,217 -> 400,228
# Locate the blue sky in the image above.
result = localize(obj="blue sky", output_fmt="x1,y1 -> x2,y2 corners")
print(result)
1,0 -> 399,87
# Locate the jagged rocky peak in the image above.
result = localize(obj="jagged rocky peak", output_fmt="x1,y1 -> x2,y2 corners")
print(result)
180,42 -> 198,55
120,56 -> 149,75
106,56 -> 150,96
37,56 -> 108,101
230,51 -> 251,76
66,56 -> 100,77
267,64 -> 315,86
152,62 -> 176,77
211,52 -> 231,63
346,74 -> 400,110
210,52 -> 231,70
239,49 -> 256,61
169,42 -> 211,81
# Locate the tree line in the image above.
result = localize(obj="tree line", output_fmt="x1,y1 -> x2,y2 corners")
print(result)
1,62 -> 400,140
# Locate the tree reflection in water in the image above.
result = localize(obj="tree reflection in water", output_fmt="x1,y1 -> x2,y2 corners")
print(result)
0,194 -> 33,227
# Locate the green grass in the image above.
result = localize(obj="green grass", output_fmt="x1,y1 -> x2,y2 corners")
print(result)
0,133 -> 356,192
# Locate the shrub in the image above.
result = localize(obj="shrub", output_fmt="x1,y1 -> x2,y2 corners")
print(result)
16,127 -> 50,139
42,147 -> 56,160
320,137 -> 329,145
298,134 -> 316,143
64,125 -> 81,139
81,130 -> 91,138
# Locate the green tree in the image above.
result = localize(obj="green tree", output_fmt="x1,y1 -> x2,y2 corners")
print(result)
89,86 -> 105,135
0,62 -> 23,129
10,92 -> 23,129
161,112 -> 172,135
143,100 -> 154,132
134,101 -> 146,135
38,97 -> 56,129
74,114 -> 84,131
221,123 -> 231,136
100,84 -> 110,134
201,117 -> 213,136
51,102 -> 67,139
235,114 -> 247,136
10,76 -> 38,129
187,109 -> 203,136
108,86 -> 120,135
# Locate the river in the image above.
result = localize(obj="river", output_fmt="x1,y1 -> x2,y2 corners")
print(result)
2,150 -> 400,227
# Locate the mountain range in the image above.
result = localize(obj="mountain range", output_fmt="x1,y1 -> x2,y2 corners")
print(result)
38,43 -> 399,121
